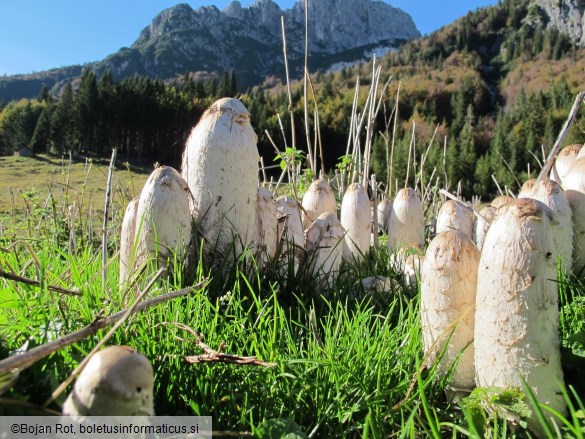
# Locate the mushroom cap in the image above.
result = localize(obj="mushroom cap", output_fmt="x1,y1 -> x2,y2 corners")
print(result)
62,346 -> 154,416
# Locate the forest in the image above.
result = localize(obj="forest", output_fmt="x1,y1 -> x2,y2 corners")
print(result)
0,0 -> 583,200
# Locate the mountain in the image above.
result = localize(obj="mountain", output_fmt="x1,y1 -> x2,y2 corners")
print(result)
0,0 -> 420,102
534,0 -> 585,46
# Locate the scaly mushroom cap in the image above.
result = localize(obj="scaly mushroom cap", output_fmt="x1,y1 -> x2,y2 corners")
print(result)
182,98 -> 259,254
435,199 -> 474,239
475,198 -> 566,428
254,187 -> 278,266
422,230 -> 479,391
134,166 -> 192,272
387,187 -> 425,250
519,178 -> 573,273
563,157 -> 585,273
490,195 -> 514,209
276,196 -> 304,248
552,144 -> 582,183
340,183 -> 371,260
301,179 -> 337,229
305,211 -> 344,280
63,346 -> 154,416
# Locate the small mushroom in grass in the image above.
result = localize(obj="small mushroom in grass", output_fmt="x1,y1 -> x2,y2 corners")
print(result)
387,187 -> 425,251
276,195 -> 305,273
254,187 -> 278,268
301,178 -> 337,229
376,197 -> 393,233
62,346 -> 154,416
305,211 -> 344,283
340,183 -> 371,261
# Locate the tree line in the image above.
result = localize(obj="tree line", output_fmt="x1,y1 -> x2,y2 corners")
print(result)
0,0 -> 583,200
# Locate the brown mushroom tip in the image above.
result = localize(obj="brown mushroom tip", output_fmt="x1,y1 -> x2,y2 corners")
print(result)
490,195 -> 514,208
498,198 -> 554,222
559,143 -> 582,157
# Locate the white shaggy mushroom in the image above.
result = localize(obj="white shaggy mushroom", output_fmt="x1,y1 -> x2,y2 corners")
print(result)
301,178 -> 337,229
134,166 -> 192,275
551,144 -> 582,183
119,198 -> 139,287
387,188 -> 425,251
519,178 -> 573,274
472,205 -> 497,251
182,98 -> 259,254
435,199 -> 474,239
276,196 -> 305,272
422,231 -> 479,395
377,197 -> 393,233
254,187 -> 278,268
563,157 -> 585,274
62,346 -> 154,416
340,183 -> 371,260
475,199 -> 566,427
305,212 -> 343,283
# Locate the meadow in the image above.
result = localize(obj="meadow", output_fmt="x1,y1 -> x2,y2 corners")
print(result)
0,149 -> 583,438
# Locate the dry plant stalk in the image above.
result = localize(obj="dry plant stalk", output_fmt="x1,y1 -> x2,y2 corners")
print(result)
538,91 -> 585,181
102,148 -> 118,291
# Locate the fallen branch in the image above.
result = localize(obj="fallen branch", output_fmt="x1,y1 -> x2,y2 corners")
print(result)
0,270 -> 81,297
0,278 -> 209,375
170,322 -> 277,368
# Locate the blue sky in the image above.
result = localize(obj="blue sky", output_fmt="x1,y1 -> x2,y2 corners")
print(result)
0,0 -> 498,76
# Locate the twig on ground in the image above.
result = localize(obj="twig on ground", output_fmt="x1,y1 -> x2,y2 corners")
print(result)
0,270 -> 81,296
166,322 -> 277,368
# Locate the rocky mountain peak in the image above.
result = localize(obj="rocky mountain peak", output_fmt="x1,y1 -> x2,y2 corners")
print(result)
533,0 -> 585,46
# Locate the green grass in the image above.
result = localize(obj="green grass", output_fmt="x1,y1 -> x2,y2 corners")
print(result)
0,182 -> 584,438
0,153 -> 150,218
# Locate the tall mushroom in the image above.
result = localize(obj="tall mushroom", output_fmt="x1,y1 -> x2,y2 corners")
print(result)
182,98 -> 259,255
134,166 -> 192,277
301,179 -> 337,229
422,230 -> 479,396
62,346 -> 154,416
340,183 -> 371,260
562,157 -> 585,274
475,199 -> 566,428
519,178 -> 573,274
387,188 -> 425,251
119,198 -> 139,287
276,195 -> 305,273
254,187 -> 278,268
